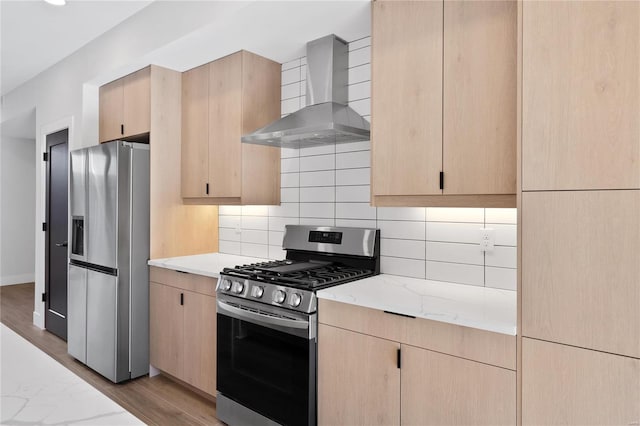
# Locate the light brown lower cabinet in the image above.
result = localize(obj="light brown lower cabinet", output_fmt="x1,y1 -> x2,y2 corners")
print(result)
318,325 -> 400,426
149,268 -> 217,396
402,345 -> 515,426
317,300 -> 516,426
522,338 -> 640,426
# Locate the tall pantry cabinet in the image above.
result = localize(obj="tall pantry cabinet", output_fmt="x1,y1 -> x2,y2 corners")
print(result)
519,1 -> 640,424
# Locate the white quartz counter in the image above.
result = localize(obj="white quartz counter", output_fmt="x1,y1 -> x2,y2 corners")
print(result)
148,253 -> 268,278
316,274 -> 517,335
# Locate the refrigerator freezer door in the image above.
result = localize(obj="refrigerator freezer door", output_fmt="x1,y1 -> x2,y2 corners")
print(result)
87,143 -> 118,268
69,149 -> 86,262
67,264 -> 87,363
86,269 -> 119,382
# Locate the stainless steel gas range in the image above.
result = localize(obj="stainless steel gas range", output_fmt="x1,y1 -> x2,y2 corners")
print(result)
216,225 -> 380,426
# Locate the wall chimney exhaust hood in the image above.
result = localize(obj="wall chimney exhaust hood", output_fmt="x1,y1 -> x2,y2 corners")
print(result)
241,35 -> 370,148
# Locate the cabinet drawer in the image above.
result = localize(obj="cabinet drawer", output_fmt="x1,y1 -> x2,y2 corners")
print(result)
404,318 -> 516,370
149,266 -> 217,296
319,299 -> 515,370
318,299 -> 405,343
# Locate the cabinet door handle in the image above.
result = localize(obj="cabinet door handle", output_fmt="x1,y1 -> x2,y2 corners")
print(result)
121,124 -> 124,135
206,183 -> 209,195
397,348 -> 401,369
180,293 -> 184,306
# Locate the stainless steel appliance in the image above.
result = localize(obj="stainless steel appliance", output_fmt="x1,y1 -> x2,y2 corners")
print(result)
67,141 -> 150,383
216,225 -> 380,426
241,34 -> 370,147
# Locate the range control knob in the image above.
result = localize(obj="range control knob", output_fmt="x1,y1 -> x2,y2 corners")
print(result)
232,281 -> 245,294
288,293 -> 302,308
220,279 -> 232,292
251,286 -> 264,299
273,289 -> 286,304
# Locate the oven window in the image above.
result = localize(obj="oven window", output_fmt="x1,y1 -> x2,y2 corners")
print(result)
217,313 -> 315,426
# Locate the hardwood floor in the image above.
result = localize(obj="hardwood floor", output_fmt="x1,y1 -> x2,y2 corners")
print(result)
0,283 -> 223,426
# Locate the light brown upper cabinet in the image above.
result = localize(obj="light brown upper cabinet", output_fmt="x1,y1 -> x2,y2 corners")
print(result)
371,0 -> 516,208
99,67 -> 151,143
181,51 -> 281,205
522,190 -> 640,358
522,1 -> 640,191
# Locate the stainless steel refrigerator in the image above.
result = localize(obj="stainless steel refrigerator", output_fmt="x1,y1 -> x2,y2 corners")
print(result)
67,140 -> 149,383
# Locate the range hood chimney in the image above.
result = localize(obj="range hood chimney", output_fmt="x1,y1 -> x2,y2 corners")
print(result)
241,34 -> 370,147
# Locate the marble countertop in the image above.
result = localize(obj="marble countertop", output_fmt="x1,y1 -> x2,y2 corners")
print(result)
148,253 -> 268,278
316,274 -> 517,335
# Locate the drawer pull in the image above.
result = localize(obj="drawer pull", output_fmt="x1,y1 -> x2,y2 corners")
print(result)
384,310 -> 416,319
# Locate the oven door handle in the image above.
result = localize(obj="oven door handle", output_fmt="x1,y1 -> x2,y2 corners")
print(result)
217,300 -> 309,331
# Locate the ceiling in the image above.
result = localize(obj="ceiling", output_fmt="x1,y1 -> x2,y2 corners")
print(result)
0,0 -> 153,96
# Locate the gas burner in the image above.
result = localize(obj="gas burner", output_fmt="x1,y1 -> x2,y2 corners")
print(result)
217,225 -> 380,314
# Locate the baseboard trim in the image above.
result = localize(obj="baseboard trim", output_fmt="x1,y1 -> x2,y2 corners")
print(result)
33,311 -> 44,329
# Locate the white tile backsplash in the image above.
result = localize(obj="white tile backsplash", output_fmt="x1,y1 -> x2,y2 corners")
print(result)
281,157 -> 300,173
378,207 -> 426,222
241,205 -> 269,216
378,220 -> 426,241
336,185 -> 370,203
381,239 -> 426,260
426,207 -> 484,223
485,208 -> 518,224
336,168 -> 370,186
426,261 -> 484,287
280,187 -> 299,203
218,37 -> 517,291
241,229 -> 268,245
299,186 -> 335,203
348,64 -> 370,84
300,170 -> 335,187
381,256 -> 426,279
426,242 -> 484,266
281,173 -> 300,188
426,222 -> 481,244
300,154 -> 335,172
300,202 -> 334,219
336,150 -> 370,169
349,46 -> 371,67
240,216 -> 268,231
485,246 -> 517,268
335,202 -> 376,220
485,267 -> 517,291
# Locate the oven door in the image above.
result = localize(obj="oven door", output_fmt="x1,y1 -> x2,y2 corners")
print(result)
217,294 -> 316,426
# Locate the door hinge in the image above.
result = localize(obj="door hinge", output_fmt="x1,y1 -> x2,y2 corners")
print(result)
42,222 -> 47,232
43,152 -> 48,162
205,183 -> 209,195
120,124 -> 124,135
439,171 -> 444,190
180,293 -> 184,306
397,348 -> 401,369
42,292 -> 47,302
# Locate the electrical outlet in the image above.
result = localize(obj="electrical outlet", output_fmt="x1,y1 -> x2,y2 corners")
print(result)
235,226 -> 242,234
479,228 -> 495,252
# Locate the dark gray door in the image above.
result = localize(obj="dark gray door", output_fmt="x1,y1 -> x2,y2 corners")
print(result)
45,129 -> 68,340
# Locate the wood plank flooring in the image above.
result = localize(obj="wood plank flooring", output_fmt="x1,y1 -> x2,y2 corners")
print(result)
0,283 -> 223,426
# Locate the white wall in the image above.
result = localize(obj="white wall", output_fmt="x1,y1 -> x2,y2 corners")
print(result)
0,137 -> 36,285
1,1 -> 253,328
218,37 -> 518,291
